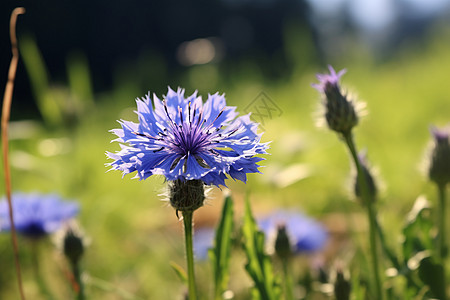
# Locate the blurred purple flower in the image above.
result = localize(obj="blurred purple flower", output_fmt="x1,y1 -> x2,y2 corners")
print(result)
0,193 -> 79,238
431,126 -> 449,143
258,210 -> 327,254
312,65 -> 346,93
107,87 -> 268,187
312,65 -> 358,134
193,227 -> 215,260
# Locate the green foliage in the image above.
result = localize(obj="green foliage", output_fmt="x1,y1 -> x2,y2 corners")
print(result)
170,261 -> 188,285
242,198 -> 281,300
208,195 -> 234,300
401,196 -> 447,299
418,256 -> 446,299
20,35 -> 63,126
402,197 -> 434,261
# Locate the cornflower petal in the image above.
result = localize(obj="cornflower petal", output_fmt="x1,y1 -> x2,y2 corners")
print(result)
107,87 -> 268,186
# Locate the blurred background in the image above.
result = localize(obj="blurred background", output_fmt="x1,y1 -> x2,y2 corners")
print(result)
1,0 -> 450,298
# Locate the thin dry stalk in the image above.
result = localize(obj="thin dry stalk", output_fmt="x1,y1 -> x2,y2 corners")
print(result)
1,7 -> 26,300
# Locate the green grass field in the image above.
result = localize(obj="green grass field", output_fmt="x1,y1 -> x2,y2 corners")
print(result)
1,25 -> 450,299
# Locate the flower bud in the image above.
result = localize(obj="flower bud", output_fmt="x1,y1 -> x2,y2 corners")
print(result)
354,152 -> 377,203
334,269 -> 351,300
275,225 -> 292,260
428,126 -> 450,187
313,66 -> 358,134
63,228 -> 84,266
169,179 -> 205,214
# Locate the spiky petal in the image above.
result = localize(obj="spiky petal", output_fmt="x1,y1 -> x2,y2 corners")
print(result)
107,87 -> 268,187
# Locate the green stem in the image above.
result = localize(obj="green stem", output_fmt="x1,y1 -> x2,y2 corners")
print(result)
343,132 -> 383,300
281,258 -> 294,300
438,183 -> 448,298
374,219 -> 421,291
71,262 -> 85,300
182,211 -> 197,300
438,184 -> 447,262
30,241 -> 55,300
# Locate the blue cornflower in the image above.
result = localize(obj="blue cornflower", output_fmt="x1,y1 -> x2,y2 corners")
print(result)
0,193 -> 79,238
107,87 -> 268,187
258,210 -> 327,255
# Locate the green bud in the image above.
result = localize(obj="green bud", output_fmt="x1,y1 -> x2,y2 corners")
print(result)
334,270 -> 351,300
324,83 -> 358,135
169,179 -> 205,214
275,225 -> 292,260
63,228 -> 84,266
354,152 -> 377,204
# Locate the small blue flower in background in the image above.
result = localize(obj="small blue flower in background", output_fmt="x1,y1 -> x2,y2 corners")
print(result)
193,227 -> 215,260
258,210 -> 327,254
192,210 -> 327,260
107,87 -> 269,186
0,193 -> 79,238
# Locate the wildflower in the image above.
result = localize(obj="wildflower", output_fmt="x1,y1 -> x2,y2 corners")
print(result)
0,193 -> 79,238
312,66 -> 358,134
428,126 -> 450,186
107,87 -> 268,188
258,210 -> 327,256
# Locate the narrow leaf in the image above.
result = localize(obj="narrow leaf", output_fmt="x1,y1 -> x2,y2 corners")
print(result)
242,197 -> 281,300
210,195 -> 234,300
170,261 -> 188,285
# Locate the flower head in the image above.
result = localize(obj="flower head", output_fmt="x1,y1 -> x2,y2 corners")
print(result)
258,210 -> 327,255
312,65 -> 358,134
0,193 -> 79,238
107,87 -> 268,187
428,125 -> 450,186
312,66 -> 346,93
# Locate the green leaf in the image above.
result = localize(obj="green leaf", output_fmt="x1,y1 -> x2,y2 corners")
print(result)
418,256 -> 446,299
402,196 -> 433,261
170,261 -> 188,285
209,195 -> 234,300
350,269 -> 365,300
241,197 -> 281,300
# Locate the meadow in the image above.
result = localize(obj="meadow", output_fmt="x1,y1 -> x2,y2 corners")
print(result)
1,14 -> 450,299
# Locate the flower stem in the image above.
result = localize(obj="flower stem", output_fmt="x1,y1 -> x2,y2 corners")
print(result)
438,184 -> 447,262
182,211 -> 197,300
343,132 -> 383,300
281,258 -> 294,300
30,241 -> 55,300
437,183 -> 448,300
71,262 -> 85,300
